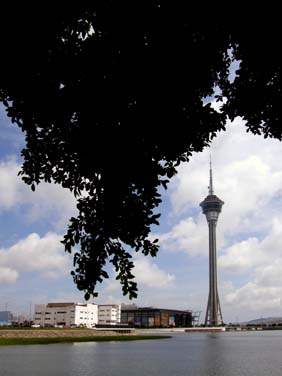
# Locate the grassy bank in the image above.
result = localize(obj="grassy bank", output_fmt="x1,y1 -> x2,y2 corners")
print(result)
0,335 -> 171,346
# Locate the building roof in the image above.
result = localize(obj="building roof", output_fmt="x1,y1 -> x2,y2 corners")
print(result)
46,302 -> 76,307
121,306 -> 192,314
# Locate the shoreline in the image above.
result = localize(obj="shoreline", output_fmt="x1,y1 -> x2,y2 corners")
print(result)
0,329 -> 171,345
0,329 -> 123,338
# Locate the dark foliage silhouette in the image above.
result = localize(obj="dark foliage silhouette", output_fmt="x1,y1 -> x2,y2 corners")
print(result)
0,5 -> 281,299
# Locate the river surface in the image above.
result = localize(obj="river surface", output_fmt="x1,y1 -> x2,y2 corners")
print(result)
1,331 -> 282,375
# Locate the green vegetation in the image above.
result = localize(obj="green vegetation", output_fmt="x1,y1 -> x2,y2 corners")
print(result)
0,335 -> 171,346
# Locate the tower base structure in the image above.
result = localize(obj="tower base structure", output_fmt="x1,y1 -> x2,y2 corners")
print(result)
205,290 -> 223,327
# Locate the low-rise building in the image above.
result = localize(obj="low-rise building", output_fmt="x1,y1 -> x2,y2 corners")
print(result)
34,302 -> 98,328
121,306 -> 193,328
98,304 -> 121,325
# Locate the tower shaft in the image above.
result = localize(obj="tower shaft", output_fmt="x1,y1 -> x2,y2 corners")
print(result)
205,219 -> 223,326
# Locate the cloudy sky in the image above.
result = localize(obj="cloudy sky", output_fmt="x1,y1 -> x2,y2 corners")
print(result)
1,102 -> 282,324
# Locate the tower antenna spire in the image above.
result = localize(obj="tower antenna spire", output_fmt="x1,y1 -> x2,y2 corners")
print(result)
209,154 -> 214,195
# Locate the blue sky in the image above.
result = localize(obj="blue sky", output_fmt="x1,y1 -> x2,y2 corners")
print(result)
1,102 -> 282,324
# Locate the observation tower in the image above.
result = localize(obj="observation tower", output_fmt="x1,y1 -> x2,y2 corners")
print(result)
200,160 -> 224,326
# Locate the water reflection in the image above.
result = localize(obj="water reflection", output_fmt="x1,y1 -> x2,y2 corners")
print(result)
1,332 -> 282,376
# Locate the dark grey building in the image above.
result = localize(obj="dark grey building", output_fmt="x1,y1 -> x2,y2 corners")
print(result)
121,306 -> 193,327
0,310 -> 13,325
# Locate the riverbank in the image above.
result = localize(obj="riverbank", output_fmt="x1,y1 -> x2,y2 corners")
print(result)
0,335 -> 171,346
0,329 -> 171,345
0,329 -> 120,338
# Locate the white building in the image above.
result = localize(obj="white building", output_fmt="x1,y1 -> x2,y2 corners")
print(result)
98,304 -> 121,325
34,302 -> 98,328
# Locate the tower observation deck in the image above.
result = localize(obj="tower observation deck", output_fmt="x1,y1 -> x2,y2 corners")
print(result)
200,160 -> 224,326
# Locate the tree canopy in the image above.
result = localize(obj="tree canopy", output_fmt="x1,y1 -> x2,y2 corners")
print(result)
0,5 -> 281,300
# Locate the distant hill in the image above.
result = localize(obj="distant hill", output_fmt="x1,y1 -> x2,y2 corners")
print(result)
242,317 -> 282,325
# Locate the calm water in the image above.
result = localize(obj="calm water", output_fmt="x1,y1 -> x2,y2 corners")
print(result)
1,331 -> 282,375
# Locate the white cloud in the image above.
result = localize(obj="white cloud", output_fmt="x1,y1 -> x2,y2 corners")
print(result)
158,217 -> 208,256
0,232 -> 71,281
255,261 -> 282,287
218,156 -> 282,237
219,217 -> 282,273
218,237 -> 265,273
24,182 -> 77,230
0,157 -> 77,230
169,118 -> 282,212
0,267 -> 18,283
0,157 -> 22,210
105,255 -> 176,291
225,282 -> 282,311
104,278 -> 120,292
220,218 -> 282,311
133,255 -> 175,288
0,104 -> 24,151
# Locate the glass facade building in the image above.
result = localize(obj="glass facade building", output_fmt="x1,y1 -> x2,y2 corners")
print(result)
121,307 -> 192,328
